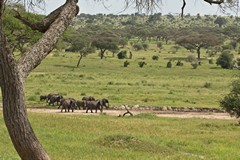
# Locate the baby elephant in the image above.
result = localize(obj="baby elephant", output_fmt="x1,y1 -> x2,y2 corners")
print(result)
40,95 -> 47,101
58,98 -> 76,112
85,100 -> 102,113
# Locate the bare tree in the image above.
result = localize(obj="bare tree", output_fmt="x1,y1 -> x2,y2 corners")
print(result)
0,0 -> 239,159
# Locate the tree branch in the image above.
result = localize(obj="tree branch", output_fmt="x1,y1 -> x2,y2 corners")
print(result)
204,0 -> 224,5
123,105 -> 133,116
17,0 -> 79,80
181,0 -> 186,19
14,2 -> 66,33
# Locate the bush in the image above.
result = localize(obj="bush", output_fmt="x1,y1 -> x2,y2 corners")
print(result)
166,60 -> 172,68
186,55 -> 197,63
133,44 -> 143,51
117,50 -> 127,59
203,82 -> 212,88
206,49 -> 217,57
142,43 -> 149,50
220,75 -> 240,121
191,63 -> 198,69
216,51 -> 233,69
152,55 -> 159,61
157,42 -> 163,49
209,59 -> 214,64
222,44 -> 233,51
138,61 -> 147,68
123,61 -> 130,67
170,45 -> 180,52
176,60 -> 183,66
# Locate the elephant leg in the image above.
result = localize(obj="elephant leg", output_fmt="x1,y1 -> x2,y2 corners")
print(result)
86,108 -> 88,113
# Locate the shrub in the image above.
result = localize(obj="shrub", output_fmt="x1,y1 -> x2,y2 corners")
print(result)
107,81 -> 114,85
133,44 -> 143,51
170,45 -> 180,52
166,60 -> 172,68
176,60 -> 183,66
222,44 -> 233,51
220,75 -> 240,121
80,93 -> 86,96
191,63 -> 198,69
209,59 -> 214,64
117,50 -> 127,59
138,61 -> 147,68
186,55 -> 197,63
206,49 -> 217,57
203,82 -> 212,88
123,61 -> 130,67
142,43 -> 149,50
157,42 -> 163,49
152,55 -> 159,61
216,51 -> 233,69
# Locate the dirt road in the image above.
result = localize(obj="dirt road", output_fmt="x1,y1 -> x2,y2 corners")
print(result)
26,108 -> 234,120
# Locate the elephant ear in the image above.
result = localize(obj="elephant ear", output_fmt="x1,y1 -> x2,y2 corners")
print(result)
105,99 -> 109,103
97,100 -> 102,106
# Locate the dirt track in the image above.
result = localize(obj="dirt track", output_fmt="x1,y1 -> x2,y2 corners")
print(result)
26,108 -> 234,120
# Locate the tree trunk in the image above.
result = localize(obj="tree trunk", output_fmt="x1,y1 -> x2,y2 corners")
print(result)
197,47 -> 201,65
100,49 -> 106,59
0,21 -> 50,160
0,0 -> 78,159
76,53 -> 83,67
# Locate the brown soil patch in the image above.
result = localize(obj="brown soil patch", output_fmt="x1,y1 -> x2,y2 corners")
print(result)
26,108 -> 234,120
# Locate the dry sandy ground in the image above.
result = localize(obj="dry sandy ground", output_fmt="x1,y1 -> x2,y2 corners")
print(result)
26,108 -> 234,120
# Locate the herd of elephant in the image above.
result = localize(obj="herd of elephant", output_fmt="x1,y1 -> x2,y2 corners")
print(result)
40,94 -> 109,113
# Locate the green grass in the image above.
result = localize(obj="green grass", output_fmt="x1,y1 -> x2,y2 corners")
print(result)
1,112 -> 240,159
21,43 -> 239,108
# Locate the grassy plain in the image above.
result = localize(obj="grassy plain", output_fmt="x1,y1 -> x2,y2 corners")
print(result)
1,43 -> 240,159
22,42 -> 239,108
0,112 -> 240,159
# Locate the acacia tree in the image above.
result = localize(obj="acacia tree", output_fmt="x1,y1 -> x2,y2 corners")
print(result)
0,0 -> 239,159
214,16 -> 227,27
176,31 -> 223,64
64,29 -> 94,67
0,0 -> 79,159
3,5 -> 43,54
91,30 -> 120,59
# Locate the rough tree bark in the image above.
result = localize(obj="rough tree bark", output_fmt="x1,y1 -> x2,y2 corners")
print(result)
0,0 -> 79,159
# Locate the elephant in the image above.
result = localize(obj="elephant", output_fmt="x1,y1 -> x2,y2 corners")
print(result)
58,98 -> 77,112
76,100 -> 86,110
40,95 -> 47,101
99,98 -> 110,109
84,100 -> 102,113
47,94 -> 63,106
82,96 -> 95,101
